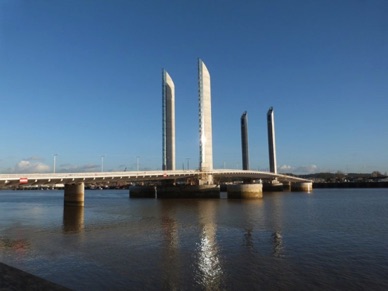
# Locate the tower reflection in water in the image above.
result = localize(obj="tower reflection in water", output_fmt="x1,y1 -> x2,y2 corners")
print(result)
195,201 -> 223,290
63,206 -> 84,233
237,198 -> 283,258
263,194 -> 284,258
160,202 -> 181,290
160,200 -> 223,290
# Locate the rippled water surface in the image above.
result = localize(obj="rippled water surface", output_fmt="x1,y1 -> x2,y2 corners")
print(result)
1,188 -> 388,290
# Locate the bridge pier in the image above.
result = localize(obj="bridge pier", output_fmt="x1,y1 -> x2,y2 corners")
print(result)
227,184 -> 263,199
282,181 -> 292,191
64,182 -> 85,207
263,179 -> 284,192
291,182 -> 313,192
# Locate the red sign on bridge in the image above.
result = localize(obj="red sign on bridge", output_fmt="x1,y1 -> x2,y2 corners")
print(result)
19,177 -> 28,184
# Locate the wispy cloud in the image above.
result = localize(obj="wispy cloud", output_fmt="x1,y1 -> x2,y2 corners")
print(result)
295,164 -> 318,174
24,156 -> 43,161
278,164 -> 319,174
58,163 -> 100,173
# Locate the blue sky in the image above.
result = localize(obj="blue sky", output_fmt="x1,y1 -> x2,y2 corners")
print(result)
0,0 -> 387,174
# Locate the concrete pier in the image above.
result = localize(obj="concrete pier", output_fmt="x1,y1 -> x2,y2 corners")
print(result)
227,184 -> 263,199
263,180 -> 284,192
64,183 -> 84,207
157,184 -> 220,199
283,181 -> 292,191
291,182 -> 313,192
129,186 -> 156,198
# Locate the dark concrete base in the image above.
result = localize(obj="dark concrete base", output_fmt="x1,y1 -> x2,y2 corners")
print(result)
227,184 -> 263,199
129,186 -> 156,198
0,262 -> 69,290
282,182 -> 291,191
291,182 -> 313,192
263,181 -> 284,192
157,185 -> 220,198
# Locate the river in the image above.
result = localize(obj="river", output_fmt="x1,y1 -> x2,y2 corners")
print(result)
1,188 -> 388,290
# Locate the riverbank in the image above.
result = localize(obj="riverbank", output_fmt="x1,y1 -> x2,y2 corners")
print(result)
313,181 -> 388,188
0,262 -> 69,290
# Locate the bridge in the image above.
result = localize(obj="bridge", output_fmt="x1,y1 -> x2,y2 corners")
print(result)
0,169 -> 309,188
0,169 -> 311,203
0,59 -> 313,203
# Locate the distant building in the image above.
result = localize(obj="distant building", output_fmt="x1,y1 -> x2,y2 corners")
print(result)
162,69 -> 175,170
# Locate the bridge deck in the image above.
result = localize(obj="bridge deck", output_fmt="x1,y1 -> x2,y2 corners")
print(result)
0,170 -> 310,188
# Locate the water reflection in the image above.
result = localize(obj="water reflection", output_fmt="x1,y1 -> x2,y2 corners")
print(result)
0,238 -> 30,255
2,189 -> 387,289
264,193 -> 284,257
272,231 -> 283,257
243,228 -> 254,249
239,199 -> 263,251
195,202 -> 223,290
158,200 -> 223,289
63,206 -> 84,233
160,203 -> 181,290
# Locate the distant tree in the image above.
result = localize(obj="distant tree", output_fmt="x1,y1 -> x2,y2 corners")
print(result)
371,171 -> 382,177
335,171 -> 346,181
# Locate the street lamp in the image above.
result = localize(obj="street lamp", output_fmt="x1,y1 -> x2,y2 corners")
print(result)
186,158 -> 190,170
101,155 -> 105,172
53,154 -> 58,173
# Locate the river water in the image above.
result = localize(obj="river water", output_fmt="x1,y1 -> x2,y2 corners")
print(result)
1,188 -> 388,290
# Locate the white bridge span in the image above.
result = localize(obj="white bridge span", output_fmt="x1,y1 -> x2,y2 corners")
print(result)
0,170 -> 310,188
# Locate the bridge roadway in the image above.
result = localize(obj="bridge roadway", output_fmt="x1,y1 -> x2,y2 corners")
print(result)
0,169 -> 310,188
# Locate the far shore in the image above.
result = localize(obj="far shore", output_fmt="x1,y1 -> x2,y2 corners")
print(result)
313,181 -> 388,188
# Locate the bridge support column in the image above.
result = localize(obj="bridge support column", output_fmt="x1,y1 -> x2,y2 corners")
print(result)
198,174 -> 214,186
283,181 -> 291,191
227,184 -> 263,199
291,182 -> 313,192
263,179 -> 284,192
64,182 -> 85,207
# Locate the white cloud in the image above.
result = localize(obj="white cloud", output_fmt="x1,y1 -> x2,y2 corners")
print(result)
14,159 -> 50,173
278,165 -> 294,172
